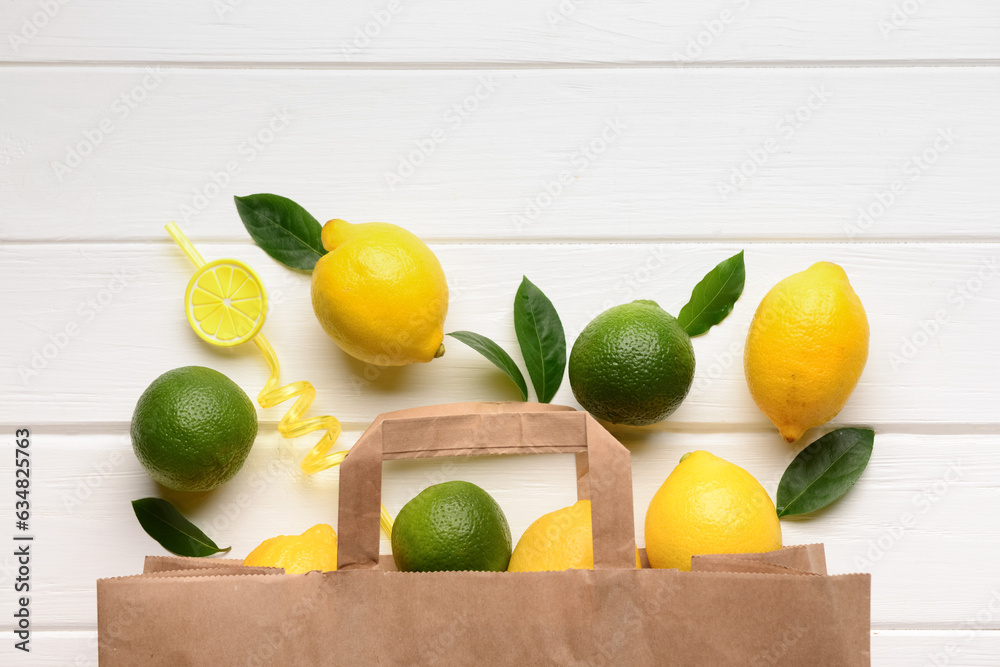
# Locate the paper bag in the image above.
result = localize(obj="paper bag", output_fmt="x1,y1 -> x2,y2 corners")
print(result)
98,402 -> 870,665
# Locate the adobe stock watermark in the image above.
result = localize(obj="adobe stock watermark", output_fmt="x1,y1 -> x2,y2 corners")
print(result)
585,596 -> 665,666
205,457 -> 299,535
717,85 -> 831,201
567,244 -> 668,341
244,581 -> 326,667
346,278 -> 460,395
340,0 -> 403,60
261,262 -> 311,314
0,133 -> 31,168
545,0 -> 590,26
511,116 -> 626,231
18,269 -> 132,384
853,460 -> 964,572
383,75 -> 499,191
671,0 -> 753,64
213,0 -> 245,19
925,589 -> 1000,666
750,623 -> 807,666
889,255 -> 995,371
62,451 -> 125,514
393,462 -> 460,527
177,108 -> 292,223
7,0 -> 72,54
879,0 -> 930,40
611,245 -> 669,302
50,69 -> 168,183
845,127 -> 955,241
689,340 -> 744,399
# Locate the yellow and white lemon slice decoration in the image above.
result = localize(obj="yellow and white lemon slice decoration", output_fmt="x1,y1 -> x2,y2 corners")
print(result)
185,258 -> 267,347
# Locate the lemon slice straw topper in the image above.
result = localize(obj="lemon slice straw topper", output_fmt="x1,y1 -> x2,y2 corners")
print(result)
165,222 -> 393,535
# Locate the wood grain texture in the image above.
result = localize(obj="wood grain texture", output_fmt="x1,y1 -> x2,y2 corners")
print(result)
3,1 -> 998,661
1,1 -> 998,64
1,429 -> 997,633
3,242 -> 998,427
1,68 -> 998,242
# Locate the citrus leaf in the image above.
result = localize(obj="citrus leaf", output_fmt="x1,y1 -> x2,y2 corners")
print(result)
234,194 -> 326,271
677,250 -> 745,337
776,428 -> 875,518
132,498 -> 231,557
513,277 -> 566,403
447,331 -> 528,401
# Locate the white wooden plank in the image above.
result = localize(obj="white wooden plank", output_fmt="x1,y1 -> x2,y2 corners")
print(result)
1,67 -> 998,242
872,632 -> 1000,666
7,631 -> 1000,666
2,242 -> 998,427
1,1 -> 998,64
0,430 -> 996,631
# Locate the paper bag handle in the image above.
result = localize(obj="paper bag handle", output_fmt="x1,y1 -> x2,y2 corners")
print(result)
337,402 -> 636,571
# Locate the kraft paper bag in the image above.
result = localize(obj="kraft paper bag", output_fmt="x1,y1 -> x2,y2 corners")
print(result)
98,402 -> 870,666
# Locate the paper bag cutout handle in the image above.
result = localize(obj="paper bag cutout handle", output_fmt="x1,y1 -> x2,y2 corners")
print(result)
337,402 -> 636,571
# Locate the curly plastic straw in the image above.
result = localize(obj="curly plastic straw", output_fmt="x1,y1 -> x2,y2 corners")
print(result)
165,222 -> 393,536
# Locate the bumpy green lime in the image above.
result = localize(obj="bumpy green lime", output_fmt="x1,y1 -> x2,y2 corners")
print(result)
391,481 -> 512,572
130,366 -> 258,492
569,300 -> 695,426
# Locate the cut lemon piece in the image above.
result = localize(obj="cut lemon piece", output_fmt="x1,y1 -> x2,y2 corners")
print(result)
184,258 -> 267,347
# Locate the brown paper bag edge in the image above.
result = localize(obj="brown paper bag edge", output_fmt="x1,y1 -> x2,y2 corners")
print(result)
143,555 -> 245,573
99,568 -> 289,584
112,544 -> 833,582
102,562 -> 870,584
691,558 -> 819,576
370,400 -> 576,422
141,566 -> 282,578
692,543 -> 828,575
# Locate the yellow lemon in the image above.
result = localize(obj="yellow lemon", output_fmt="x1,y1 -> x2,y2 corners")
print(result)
644,451 -> 781,571
508,500 -> 641,572
311,219 -> 448,366
744,261 -> 869,443
242,524 -> 337,574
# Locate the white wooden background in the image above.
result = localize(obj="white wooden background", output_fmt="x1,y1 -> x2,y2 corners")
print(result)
2,1 -> 1000,664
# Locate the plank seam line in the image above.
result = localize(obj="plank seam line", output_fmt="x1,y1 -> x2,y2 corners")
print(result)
2,60 -> 1000,70
4,239 -> 1000,247
871,626 -> 1000,633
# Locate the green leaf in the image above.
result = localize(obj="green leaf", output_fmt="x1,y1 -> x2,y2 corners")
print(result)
132,498 -> 231,557
447,331 -> 529,401
234,194 -> 326,271
513,277 -> 566,403
677,250 -> 746,337
776,428 -> 875,518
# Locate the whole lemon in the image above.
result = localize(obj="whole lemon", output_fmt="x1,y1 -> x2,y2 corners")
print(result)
644,451 -> 781,571
243,524 -> 338,574
391,481 -> 511,572
311,219 -> 448,366
508,500 -> 641,572
569,300 -> 695,426
744,261 -> 869,443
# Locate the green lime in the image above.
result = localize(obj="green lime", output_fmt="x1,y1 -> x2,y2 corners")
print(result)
391,481 -> 512,572
569,300 -> 695,426
130,366 -> 258,492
